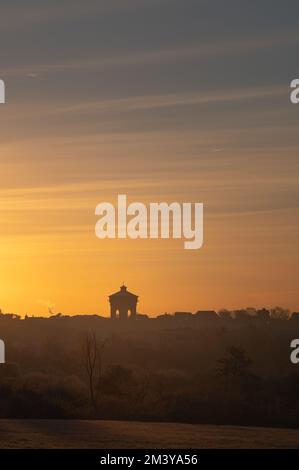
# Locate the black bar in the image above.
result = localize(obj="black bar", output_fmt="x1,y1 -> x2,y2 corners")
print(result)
0,449 -> 298,465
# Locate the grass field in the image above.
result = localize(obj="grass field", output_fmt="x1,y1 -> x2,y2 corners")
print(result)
0,420 -> 298,448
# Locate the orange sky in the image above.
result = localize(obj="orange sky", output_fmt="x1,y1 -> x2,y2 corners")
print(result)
0,2 -> 298,316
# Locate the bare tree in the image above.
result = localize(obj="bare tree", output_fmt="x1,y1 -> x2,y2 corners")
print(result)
83,332 -> 106,413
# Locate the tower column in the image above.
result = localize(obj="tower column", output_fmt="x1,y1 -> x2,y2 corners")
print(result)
110,304 -> 117,319
130,304 -> 137,318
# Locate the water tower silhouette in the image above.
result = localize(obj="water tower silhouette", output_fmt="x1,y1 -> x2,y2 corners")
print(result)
108,284 -> 138,319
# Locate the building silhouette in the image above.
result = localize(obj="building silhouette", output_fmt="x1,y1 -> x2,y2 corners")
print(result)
109,284 -> 138,319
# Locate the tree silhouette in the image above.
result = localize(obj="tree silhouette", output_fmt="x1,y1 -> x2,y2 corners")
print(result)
270,306 -> 290,321
218,346 -> 252,385
83,332 -> 106,414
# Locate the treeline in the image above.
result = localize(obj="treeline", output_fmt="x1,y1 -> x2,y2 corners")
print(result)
0,305 -> 298,321
0,340 -> 299,428
0,313 -> 299,427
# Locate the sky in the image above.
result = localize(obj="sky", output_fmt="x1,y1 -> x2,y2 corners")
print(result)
0,0 -> 299,316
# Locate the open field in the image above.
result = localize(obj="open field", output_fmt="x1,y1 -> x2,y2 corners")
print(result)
0,420 -> 298,449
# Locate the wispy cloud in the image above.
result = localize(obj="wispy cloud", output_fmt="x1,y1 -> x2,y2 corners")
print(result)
0,0 -> 145,30
2,31 -> 298,78
55,85 -> 286,115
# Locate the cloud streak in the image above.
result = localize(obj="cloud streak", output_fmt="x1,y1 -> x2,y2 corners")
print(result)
2,31 -> 299,78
